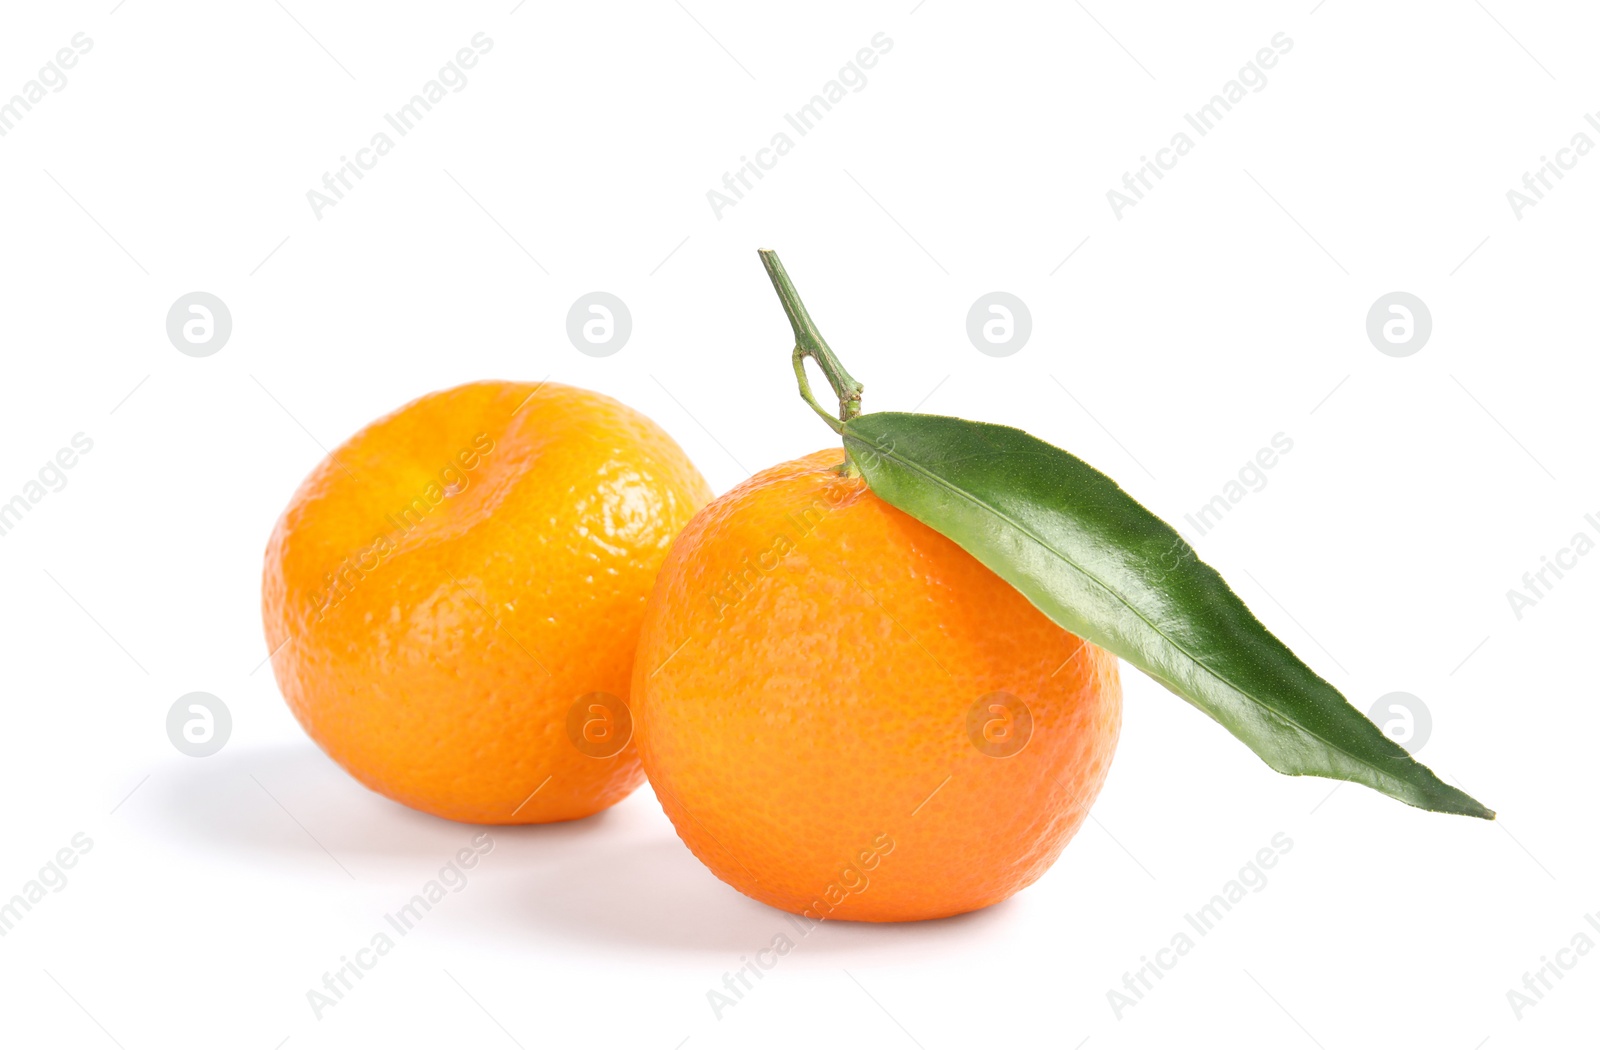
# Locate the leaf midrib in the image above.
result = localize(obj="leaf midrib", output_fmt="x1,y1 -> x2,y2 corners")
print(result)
857,433 -> 1404,785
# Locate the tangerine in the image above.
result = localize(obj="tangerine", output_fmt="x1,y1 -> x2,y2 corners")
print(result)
634,448 -> 1121,921
262,380 -> 711,823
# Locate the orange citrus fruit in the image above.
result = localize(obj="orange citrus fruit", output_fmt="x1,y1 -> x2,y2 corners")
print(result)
262,380 -> 712,824
634,448 -> 1121,921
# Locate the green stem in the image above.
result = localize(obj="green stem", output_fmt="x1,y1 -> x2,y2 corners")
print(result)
759,249 -> 864,433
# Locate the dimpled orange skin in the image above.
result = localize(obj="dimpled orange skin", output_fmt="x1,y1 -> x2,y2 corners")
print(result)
263,381 -> 712,824
634,448 -> 1121,922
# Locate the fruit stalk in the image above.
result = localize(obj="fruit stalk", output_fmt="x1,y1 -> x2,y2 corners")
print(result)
758,249 -> 864,432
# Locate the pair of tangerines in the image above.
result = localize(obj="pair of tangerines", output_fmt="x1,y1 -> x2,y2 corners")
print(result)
262,268 -> 1123,924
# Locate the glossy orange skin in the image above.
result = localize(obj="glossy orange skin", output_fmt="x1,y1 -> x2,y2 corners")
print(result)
263,381 -> 712,824
635,449 -> 1121,921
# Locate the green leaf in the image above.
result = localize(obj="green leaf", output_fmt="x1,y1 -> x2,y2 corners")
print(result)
842,411 -> 1493,819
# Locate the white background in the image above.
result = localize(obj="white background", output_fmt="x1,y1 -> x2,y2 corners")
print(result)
0,1 -> 1593,1047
